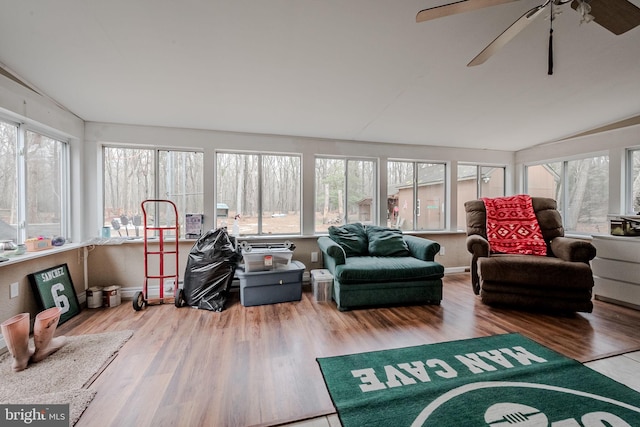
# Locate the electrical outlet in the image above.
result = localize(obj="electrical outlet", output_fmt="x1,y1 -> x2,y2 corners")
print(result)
439,246 -> 445,256
10,282 -> 19,299
311,251 -> 318,263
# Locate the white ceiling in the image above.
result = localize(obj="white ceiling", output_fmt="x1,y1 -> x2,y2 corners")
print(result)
0,0 -> 639,151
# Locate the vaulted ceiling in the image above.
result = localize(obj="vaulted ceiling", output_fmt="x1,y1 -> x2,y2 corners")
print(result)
0,1 -> 639,151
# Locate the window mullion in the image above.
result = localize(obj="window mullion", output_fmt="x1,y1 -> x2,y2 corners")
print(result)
16,125 -> 27,243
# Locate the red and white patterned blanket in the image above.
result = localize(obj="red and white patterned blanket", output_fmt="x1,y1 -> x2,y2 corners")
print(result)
482,194 -> 547,256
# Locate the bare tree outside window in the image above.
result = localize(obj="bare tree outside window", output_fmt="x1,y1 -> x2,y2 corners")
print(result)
103,147 -> 203,238
526,156 -> 608,233
216,152 -> 301,235
315,158 -> 376,233
0,121 -> 18,241
629,149 -> 640,214
25,131 -> 64,239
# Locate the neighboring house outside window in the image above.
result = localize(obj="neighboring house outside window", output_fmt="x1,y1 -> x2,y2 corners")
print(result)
387,160 -> 446,231
457,164 -> 505,230
526,155 -> 609,234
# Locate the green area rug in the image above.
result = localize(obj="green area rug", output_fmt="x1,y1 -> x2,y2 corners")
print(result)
317,333 -> 640,426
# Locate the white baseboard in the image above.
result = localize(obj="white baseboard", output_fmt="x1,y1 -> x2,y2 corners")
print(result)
444,266 -> 468,274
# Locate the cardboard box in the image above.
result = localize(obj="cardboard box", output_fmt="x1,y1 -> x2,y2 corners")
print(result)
237,260 -> 305,307
310,269 -> 333,303
25,238 -> 52,252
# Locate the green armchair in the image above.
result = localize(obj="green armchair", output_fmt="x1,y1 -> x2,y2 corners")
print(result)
317,223 -> 444,311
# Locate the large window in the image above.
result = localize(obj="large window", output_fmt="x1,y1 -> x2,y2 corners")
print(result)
627,148 -> 640,214
315,157 -> 376,233
0,119 -> 68,243
387,160 -> 446,231
457,164 -> 505,230
103,147 -> 203,238
526,155 -> 609,233
216,152 -> 301,235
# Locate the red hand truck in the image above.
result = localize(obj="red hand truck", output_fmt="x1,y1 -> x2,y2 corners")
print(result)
133,199 -> 184,310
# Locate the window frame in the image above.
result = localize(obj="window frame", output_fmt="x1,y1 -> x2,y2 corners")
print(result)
215,150 -> 302,236
524,153 -> 609,234
0,116 -> 69,244
102,145 -> 204,238
626,147 -> 640,215
387,159 -> 447,232
314,155 -> 378,234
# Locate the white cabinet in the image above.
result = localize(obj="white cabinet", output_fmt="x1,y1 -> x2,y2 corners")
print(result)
591,235 -> 640,310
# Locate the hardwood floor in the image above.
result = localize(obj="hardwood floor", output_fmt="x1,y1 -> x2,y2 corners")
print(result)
56,273 -> 640,427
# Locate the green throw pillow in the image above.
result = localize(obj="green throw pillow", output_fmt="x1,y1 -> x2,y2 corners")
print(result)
366,225 -> 410,257
328,223 -> 368,257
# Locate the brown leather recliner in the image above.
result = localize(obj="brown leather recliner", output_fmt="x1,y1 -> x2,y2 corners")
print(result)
464,197 -> 596,313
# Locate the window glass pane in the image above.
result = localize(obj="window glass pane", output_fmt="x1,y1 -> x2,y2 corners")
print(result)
527,163 -> 562,201
346,159 -> 375,225
0,122 -> 18,242
159,150 -> 204,237
103,147 -> 154,237
388,161 -> 414,230
457,164 -> 477,230
566,156 -> 608,233
261,155 -> 301,234
630,150 -> 640,214
25,131 -> 63,239
480,166 -> 504,198
216,153 -> 259,234
315,158 -> 345,233
417,162 -> 445,230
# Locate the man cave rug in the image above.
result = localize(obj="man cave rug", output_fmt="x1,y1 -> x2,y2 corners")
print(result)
317,333 -> 640,426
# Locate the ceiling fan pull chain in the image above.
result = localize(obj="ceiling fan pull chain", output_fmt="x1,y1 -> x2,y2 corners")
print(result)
548,2 -> 554,75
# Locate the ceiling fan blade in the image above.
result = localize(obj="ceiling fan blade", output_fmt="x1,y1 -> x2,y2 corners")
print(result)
571,0 -> 640,34
416,0 -> 522,22
467,1 -> 549,66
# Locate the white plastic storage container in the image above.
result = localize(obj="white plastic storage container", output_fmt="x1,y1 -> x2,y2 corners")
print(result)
242,248 -> 293,272
86,287 -> 103,308
102,285 -> 121,307
310,269 -> 333,303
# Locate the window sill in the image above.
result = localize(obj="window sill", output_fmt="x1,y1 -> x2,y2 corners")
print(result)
0,242 -> 87,268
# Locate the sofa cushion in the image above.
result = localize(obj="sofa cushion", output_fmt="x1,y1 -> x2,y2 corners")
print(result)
334,256 -> 444,284
328,223 -> 368,257
366,225 -> 410,257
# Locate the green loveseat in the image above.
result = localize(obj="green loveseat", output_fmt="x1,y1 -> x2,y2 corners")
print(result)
317,223 -> 445,311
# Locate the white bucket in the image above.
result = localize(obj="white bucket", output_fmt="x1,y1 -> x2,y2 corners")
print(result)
86,287 -> 103,308
102,285 -> 122,307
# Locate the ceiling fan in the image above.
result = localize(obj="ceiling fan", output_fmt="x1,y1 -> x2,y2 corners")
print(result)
416,0 -> 640,69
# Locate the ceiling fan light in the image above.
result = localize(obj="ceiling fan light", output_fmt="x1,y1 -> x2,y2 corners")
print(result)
576,0 -> 595,24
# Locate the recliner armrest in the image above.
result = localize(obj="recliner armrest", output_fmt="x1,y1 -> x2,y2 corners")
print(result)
404,235 -> 440,261
550,237 -> 596,263
466,235 -> 489,295
317,236 -> 346,266
466,235 -> 490,258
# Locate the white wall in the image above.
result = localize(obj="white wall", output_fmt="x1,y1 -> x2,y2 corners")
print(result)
0,74 -> 85,244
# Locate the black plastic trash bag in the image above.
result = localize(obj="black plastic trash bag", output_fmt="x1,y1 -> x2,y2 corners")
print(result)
183,228 -> 240,311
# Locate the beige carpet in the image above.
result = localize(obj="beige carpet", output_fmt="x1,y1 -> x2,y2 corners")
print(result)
0,329 -> 133,425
